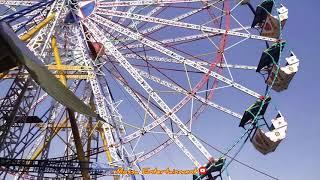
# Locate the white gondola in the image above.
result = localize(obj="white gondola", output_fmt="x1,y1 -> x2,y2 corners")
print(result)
261,5 -> 288,38
277,4 -> 289,27
267,52 -> 299,92
251,114 -> 288,155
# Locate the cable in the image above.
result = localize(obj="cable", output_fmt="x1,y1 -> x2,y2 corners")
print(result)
194,134 -> 279,180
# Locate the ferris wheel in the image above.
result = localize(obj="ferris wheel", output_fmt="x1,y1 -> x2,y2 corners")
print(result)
0,0 -> 299,179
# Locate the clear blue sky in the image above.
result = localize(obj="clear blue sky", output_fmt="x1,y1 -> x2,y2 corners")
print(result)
1,1 -> 318,180
241,0 -> 320,179
209,1 -> 320,179
133,1 -> 320,180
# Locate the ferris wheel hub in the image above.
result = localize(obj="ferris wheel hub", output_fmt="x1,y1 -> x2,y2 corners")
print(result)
65,0 -> 96,24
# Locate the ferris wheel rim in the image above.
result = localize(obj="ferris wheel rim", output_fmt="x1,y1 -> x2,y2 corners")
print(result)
0,0 -> 292,178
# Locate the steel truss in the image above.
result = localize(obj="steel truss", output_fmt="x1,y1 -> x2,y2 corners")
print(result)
0,0 -> 293,179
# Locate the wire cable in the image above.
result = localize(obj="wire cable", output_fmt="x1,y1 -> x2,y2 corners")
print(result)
194,133 -> 279,180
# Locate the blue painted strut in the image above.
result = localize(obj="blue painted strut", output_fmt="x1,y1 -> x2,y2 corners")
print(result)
0,0 -> 54,23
